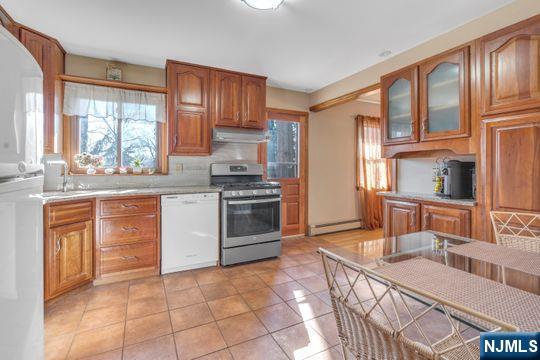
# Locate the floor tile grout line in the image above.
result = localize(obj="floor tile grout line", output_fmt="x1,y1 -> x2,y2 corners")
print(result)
142,277 -> 180,360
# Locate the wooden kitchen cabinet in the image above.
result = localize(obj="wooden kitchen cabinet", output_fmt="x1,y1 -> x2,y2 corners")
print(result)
483,113 -> 540,215
167,61 -> 212,155
421,204 -> 471,237
47,221 -> 93,298
213,70 -> 242,127
241,75 -> 266,129
213,71 -> 266,130
381,66 -> 419,145
44,200 -> 94,300
383,199 -> 421,237
20,28 -> 65,154
419,46 -> 470,141
95,196 -> 160,284
480,15 -> 540,116
168,60 -> 267,155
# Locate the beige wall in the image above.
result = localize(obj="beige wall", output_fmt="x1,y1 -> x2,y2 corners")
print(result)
65,54 -> 166,87
65,55 -> 310,112
308,100 -> 380,226
309,0 -> 540,106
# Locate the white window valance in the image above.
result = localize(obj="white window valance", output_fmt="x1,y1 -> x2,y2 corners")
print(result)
63,82 -> 166,123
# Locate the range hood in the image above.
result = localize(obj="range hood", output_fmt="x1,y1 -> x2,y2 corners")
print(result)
212,128 -> 270,144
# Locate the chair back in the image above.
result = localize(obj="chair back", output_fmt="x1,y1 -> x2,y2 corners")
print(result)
319,248 -> 516,360
490,211 -> 540,253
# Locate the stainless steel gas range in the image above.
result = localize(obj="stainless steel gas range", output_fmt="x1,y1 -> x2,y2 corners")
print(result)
211,163 -> 281,266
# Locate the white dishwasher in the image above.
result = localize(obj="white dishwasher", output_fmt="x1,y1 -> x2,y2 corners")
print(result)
161,193 -> 219,274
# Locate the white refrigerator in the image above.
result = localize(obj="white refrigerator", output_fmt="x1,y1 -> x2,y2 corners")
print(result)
0,25 -> 45,359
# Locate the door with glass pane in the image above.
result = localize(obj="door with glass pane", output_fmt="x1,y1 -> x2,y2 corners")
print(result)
419,46 -> 470,141
381,67 -> 419,145
259,110 -> 307,236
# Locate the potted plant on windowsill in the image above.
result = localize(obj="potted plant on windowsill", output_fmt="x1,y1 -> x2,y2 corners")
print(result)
132,159 -> 143,174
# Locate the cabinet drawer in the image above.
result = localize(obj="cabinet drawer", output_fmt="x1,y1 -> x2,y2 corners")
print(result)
100,242 -> 156,275
100,214 -> 158,246
48,201 -> 93,227
100,197 -> 158,217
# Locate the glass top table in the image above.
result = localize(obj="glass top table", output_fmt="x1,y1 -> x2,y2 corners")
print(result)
324,231 -> 540,295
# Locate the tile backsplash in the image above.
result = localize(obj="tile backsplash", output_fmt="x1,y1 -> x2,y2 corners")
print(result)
44,142 -> 258,191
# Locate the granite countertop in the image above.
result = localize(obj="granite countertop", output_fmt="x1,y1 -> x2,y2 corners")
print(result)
38,185 -> 222,203
377,191 -> 477,207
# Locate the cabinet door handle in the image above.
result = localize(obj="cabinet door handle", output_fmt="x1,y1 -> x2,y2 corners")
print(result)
174,135 -> 178,147
236,111 -> 240,121
423,213 -> 430,230
121,204 -> 139,209
121,255 -> 138,261
122,226 -> 139,232
55,236 -> 63,255
410,214 -> 416,228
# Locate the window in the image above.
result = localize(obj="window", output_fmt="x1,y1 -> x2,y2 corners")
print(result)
267,119 -> 300,179
63,81 -> 166,174
77,115 -> 158,169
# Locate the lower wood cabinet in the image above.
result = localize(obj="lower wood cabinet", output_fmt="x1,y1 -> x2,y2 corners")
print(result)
383,200 -> 421,238
383,197 -> 472,239
421,204 -> 471,237
95,195 -> 160,284
45,200 -> 94,301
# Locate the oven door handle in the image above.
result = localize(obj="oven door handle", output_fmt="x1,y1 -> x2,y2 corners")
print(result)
227,198 -> 281,205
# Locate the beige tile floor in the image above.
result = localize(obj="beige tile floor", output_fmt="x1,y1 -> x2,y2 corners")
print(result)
45,233 -> 360,360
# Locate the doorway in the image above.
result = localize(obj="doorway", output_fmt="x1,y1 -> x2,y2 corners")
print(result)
259,109 -> 308,237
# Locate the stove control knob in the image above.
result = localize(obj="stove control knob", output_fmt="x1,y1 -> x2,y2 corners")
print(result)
238,191 -> 244,196
231,191 -> 237,197
266,189 -> 272,194
273,189 -> 279,194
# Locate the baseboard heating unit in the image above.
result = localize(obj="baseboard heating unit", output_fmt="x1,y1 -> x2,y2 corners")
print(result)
308,219 -> 363,236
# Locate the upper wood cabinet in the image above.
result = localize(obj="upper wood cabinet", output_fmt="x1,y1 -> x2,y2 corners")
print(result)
421,204 -> 471,237
480,15 -> 540,116
419,46 -> 470,141
168,61 -> 267,154
381,67 -> 419,145
213,71 -> 267,130
242,75 -> 266,129
213,71 -> 242,127
383,199 -> 421,237
20,28 -> 65,154
167,62 -> 211,155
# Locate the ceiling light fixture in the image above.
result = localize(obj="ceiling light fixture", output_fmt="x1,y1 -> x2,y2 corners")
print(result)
378,50 -> 392,58
241,0 -> 284,10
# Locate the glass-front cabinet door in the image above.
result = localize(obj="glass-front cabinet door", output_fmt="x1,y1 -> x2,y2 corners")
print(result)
382,67 -> 419,145
419,46 -> 470,140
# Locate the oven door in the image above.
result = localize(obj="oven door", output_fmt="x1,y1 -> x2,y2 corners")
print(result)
222,196 -> 281,248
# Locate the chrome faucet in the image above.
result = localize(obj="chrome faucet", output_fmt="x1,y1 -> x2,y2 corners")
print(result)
46,159 -> 69,192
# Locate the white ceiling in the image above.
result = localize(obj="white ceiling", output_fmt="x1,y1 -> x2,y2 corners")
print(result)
1,0 -> 513,92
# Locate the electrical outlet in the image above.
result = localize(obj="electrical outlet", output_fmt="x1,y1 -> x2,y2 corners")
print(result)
175,163 -> 183,173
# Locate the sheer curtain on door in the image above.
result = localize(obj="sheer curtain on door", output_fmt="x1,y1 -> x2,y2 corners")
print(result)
356,115 -> 391,230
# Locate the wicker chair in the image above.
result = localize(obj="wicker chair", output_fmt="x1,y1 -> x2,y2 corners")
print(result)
319,248 -> 516,360
490,211 -> 540,253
